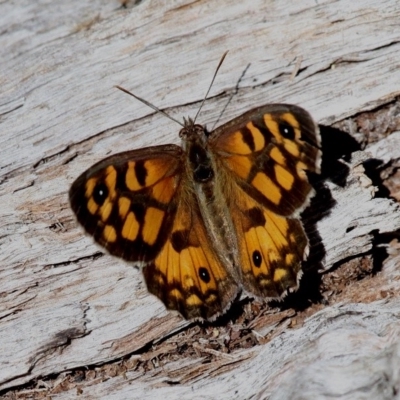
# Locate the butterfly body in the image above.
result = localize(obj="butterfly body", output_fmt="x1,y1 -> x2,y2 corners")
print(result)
181,119 -> 241,281
70,104 -> 321,320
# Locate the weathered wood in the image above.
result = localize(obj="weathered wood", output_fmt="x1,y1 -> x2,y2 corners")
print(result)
1,0 -> 400,397
50,299 -> 400,400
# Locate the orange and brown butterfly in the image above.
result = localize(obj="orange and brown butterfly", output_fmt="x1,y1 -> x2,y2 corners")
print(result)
69,55 -> 321,321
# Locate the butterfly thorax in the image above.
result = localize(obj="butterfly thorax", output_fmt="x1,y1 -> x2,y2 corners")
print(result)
179,120 -> 240,277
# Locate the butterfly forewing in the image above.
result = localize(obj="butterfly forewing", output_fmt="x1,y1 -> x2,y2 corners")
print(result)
69,145 -> 184,262
210,104 -> 321,217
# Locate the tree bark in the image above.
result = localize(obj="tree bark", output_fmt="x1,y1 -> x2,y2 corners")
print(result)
1,0 -> 400,398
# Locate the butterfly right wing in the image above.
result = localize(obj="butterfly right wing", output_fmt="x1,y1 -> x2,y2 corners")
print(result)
223,179 -> 308,299
209,105 -> 321,299
210,104 -> 321,217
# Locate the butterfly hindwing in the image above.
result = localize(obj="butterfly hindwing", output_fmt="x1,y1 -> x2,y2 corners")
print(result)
69,145 -> 184,262
226,183 -> 308,298
210,104 -> 321,216
143,185 -> 239,320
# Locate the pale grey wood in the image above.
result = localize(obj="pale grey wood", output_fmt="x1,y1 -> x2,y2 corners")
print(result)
319,149 -> 400,270
50,300 -> 400,400
1,0 -> 400,396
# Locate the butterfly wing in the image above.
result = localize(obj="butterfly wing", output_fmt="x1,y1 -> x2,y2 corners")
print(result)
209,105 -> 321,298
224,182 -> 308,298
210,104 -> 321,216
69,144 -> 238,320
143,186 -> 239,320
69,145 -> 184,262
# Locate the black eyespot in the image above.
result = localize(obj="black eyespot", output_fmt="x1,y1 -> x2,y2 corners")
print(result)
279,122 -> 295,140
199,267 -> 210,283
252,250 -> 262,267
93,182 -> 108,206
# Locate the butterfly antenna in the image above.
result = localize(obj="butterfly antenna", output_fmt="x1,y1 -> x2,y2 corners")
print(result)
193,51 -> 228,124
115,85 -> 184,127
211,62 -> 250,131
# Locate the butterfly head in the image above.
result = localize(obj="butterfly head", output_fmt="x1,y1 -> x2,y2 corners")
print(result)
179,117 -> 210,144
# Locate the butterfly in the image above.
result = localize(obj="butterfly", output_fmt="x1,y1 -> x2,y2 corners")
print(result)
69,59 -> 321,321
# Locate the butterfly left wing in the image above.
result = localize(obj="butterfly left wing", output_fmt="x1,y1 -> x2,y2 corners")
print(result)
69,145 -> 184,263
69,145 -> 238,320
143,187 -> 239,320
209,105 -> 321,298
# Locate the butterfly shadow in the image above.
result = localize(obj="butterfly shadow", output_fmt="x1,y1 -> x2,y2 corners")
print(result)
270,125 -> 362,312
361,158 -> 399,274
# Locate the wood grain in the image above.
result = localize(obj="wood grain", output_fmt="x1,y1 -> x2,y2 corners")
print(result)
1,0 -> 400,397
